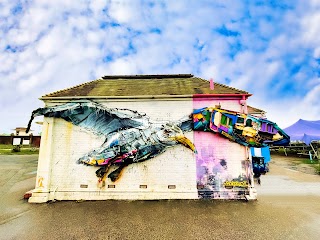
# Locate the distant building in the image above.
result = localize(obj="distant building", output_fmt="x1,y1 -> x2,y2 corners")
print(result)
12,127 -> 34,136
247,105 -> 266,118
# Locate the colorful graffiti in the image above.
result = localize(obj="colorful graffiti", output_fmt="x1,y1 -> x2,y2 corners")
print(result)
193,107 -> 290,147
27,100 -> 289,194
223,179 -> 249,189
195,138 -> 251,199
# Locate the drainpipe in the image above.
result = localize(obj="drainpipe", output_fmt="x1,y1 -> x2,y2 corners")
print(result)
239,95 -> 248,114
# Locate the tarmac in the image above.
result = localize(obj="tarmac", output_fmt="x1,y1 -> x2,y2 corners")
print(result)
0,154 -> 320,240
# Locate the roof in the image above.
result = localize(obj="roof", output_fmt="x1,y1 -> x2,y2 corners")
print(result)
41,74 -> 251,99
13,127 -> 28,130
247,105 -> 266,114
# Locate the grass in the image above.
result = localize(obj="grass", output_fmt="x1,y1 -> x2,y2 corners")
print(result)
300,158 -> 320,174
0,144 -> 39,155
0,144 -> 13,149
271,151 -> 320,175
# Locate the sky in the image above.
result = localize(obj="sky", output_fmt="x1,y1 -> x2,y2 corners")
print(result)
0,0 -> 320,134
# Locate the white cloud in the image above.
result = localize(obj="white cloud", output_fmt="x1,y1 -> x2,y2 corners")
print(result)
108,1 -> 134,24
301,12 -> 320,45
314,47 -> 320,58
0,0 -> 320,133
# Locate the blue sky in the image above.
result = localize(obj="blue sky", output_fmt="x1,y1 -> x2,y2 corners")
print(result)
0,0 -> 319,134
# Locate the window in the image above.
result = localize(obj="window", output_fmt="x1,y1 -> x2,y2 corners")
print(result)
221,115 -> 228,125
246,119 -> 252,127
237,117 -> 244,124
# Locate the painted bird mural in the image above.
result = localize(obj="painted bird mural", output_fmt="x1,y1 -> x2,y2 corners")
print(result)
26,100 -> 196,182
26,100 -> 289,183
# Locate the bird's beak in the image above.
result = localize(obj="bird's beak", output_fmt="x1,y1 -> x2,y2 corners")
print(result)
171,135 -> 197,153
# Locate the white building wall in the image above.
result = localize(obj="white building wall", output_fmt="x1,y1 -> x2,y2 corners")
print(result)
29,97 -> 255,202
30,99 -> 198,202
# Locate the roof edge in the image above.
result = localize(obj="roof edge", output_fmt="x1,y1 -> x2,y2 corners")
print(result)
42,78 -> 103,98
40,93 -> 250,101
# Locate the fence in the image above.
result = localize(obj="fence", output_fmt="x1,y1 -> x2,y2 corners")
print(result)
0,135 -> 41,147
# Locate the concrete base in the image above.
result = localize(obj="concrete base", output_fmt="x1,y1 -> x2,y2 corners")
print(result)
28,188 -> 258,202
28,190 -> 199,203
245,187 -> 258,201
28,190 -> 50,203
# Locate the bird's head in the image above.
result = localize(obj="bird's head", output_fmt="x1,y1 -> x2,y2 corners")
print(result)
158,123 -> 197,153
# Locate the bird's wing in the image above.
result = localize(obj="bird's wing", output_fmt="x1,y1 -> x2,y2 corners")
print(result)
26,100 -> 150,136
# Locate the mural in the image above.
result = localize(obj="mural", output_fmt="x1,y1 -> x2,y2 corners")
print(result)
194,138 -> 252,199
193,107 -> 290,147
27,100 -> 195,182
192,106 -> 290,199
27,100 -> 289,199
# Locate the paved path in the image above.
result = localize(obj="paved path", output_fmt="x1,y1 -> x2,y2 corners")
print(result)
0,155 -> 319,240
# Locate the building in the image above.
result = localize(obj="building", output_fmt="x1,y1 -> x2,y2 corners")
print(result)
247,105 -> 266,118
29,74 -> 259,203
13,127 -> 34,136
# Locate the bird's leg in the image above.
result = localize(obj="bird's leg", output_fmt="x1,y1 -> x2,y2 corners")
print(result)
106,149 -> 138,181
96,164 -> 111,187
108,163 -> 129,182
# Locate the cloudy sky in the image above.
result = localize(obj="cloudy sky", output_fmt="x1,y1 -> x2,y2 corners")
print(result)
1,0 -> 320,134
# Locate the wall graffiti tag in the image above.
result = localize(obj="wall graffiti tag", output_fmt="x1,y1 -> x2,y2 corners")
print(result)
223,180 -> 249,189
37,176 -> 44,188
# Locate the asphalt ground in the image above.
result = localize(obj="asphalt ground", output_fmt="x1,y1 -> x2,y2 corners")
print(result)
0,154 -> 320,240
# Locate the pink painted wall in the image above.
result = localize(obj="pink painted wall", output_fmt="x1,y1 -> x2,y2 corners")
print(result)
193,98 -> 252,199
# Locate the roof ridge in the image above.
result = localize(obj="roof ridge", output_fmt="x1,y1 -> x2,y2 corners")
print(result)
102,74 -> 193,79
43,78 -> 103,97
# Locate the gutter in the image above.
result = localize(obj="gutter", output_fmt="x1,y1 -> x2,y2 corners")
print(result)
40,93 -> 252,101
193,94 -> 252,99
